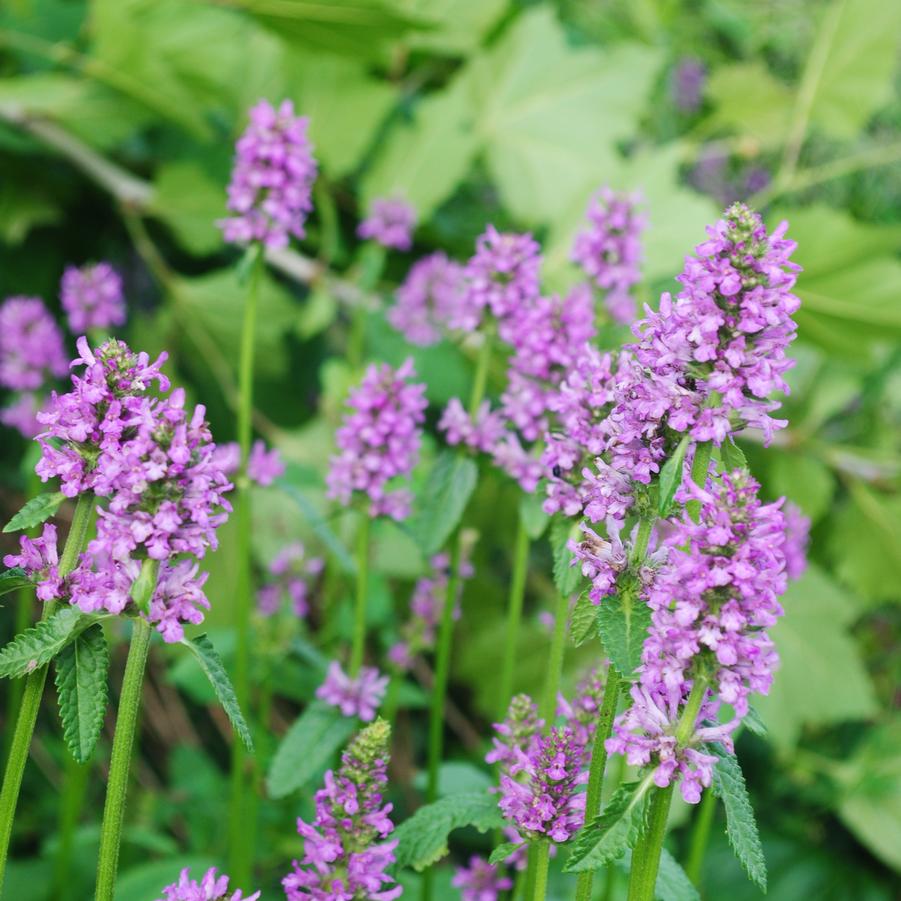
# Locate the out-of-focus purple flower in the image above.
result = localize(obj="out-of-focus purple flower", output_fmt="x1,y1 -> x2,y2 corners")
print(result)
316,661 -> 388,722
743,166 -> 771,197
607,682 -> 733,804
688,149 -> 730,203
388,252 -> 467,346
247,439 -> 284,486
283,719 -> 401,901
438,398 -> 506,454
157,866 -> 260,901
326,359 -> 427,521
490,433 -> 544,493
452,856 -> 513,901
571,188 -> 645,324
358,197 -> 417,251
257,541 -> 323,618
0,297 -> 68,391
60,263 -> 126,333
783,501 -> 810,580
672,58 -> 706,112
4,523 -> 63,602
1,392 -> 43,438
464,226 -> 541,321
218,99 -> 317,250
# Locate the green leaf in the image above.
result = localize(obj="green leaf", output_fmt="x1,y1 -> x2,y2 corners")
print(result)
767,451 -> 835,522
54,624 -> 110,763
152,162 -> 224,256
0,607 -> 87,679
267,701 -> 356,798
402,0 -> 507,55
182,634 -> 254,752
518,490 -> 549,540
393,791 -> 504,871
0,568 -> 32,598
3,491 -> 65,533
709,745 -> 767,891
564,781 -> 648,872
597,589 -> 650,681
550,517 -> 582,597
488,841 -> 522,865
412,451 -> 478,555
755,565 -> 877,750
742,705 -> 768,739
719,439 -> 749,474
655,848 -> 701,901
570,590 -> 598,648
658,434 -> 690,516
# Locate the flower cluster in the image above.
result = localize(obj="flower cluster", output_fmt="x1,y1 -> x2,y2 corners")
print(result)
358,197 -> 417,251
317,661 -> 388,722
258,542 -> 323,618
0,296 -> 68,391
388,252 -> 466,346
283,719 -> 402,900
212,439 -> 285,487
218,99 -> 317,249
463,226 -> 541,320
571,188 -> 645,324
60,263 -> 126,333
4,524 -> 62,602
156,867 -> 259,901
783,501 -> 810,580
326,359 -> 427,521
452,856 -> 513,901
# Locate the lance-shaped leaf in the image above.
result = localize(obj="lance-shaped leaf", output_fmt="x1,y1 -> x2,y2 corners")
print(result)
0,567 -> 32,598
658,434 -> 690,516
708,744 -> 767,891
3,491 -> 65,533
182,634 -> 254,753
570,590 -> 598,647
564,781 -> 649,872
488,841 -> 523,865
267,701 -> 356,798
597,588 -> 651,680
393,791 -> 505,871
551,517 -> 582,596
0,607 -> 87,679
54,623 -> 110,763
719,438 -> 748,473
413,451 -> 478,555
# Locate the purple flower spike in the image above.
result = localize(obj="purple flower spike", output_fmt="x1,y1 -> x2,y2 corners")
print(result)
464,226 -> 541,321
452,856 -> 513,901
316,661 -> 388,722
358,197 -> 417,251
60,263 -> 126,333
388,252 -> 467,345
783,501 -> 810,580
0,297 -> 68,391
672,58 -> 706,113
257,542 -> 322,618
218,99 -> 317,249
247,439 -> 284,486
157,866 -> 260,901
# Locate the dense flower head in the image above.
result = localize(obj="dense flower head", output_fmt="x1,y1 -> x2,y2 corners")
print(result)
316,661 -> 388,722
641,470 -> 787,716
326,359 -> 427,521
258,541 -> 323,617
60,263 -> 126,333
218,99 -> 317,249
283,719 -> 402,900
358,197 -> 417,251
783,501 -> 810,581
157,866 -> 260,901
464,226 -> 541,321
557,667 -> 608,750
672,58 -> 706,112
388,545 -> 475,670
486,693 -> 545,771
388,252 -> 467,346
571,188 -> 645,324
0,296 -> 68,391
607,682 -> 734,804
452,856 -> 513,901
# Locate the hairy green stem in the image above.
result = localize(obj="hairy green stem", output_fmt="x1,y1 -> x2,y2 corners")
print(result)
350,515 -> 370,675
51,754 -> 91,900
574,667 -> 623,901
684,787 -> 716,886
94,617 -> 153,901
497,516 -> 530,718
540,587 -> 569,724
532,840 -> 550,901
228,247 -> 263,886
0,492 -> 94,895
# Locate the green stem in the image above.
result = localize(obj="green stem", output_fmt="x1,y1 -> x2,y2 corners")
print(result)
574,667 -> 623,901
0,492 -> 94,895
228,245 -> 263,887
468,334 -> 493,419
684,788 -> 716,886
497,516 -> 530,718
50,754 -> 91,900
532,841 -> 550,901
381,667 -> 401,725
540,587 -> 569,724
350,515 -> 370,675
687,441 -> 713,523
94,617 -> 153,901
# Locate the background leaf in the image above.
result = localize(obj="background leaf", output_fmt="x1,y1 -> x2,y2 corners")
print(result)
412,451 -> 478,555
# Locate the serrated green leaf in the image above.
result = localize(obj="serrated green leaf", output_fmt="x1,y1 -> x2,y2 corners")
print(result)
413,452 -> 478,555
570,590 -> 598,647
0,568 -> 32,598
742,705 -> 768,739
3,491 -> 65,533
54,624 -> 110,763
551,517 -> 582,597
720,439 -> 749,475
597,589 -> 650,681
267,701 -> 356,798
658,434 -> 690,515
564,781 -> 648,872
393,791 -> 504,871
0,607 -> 87,679
709,745 -> 767,891
488,841 -> 522,865
183,634 -> 254,753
